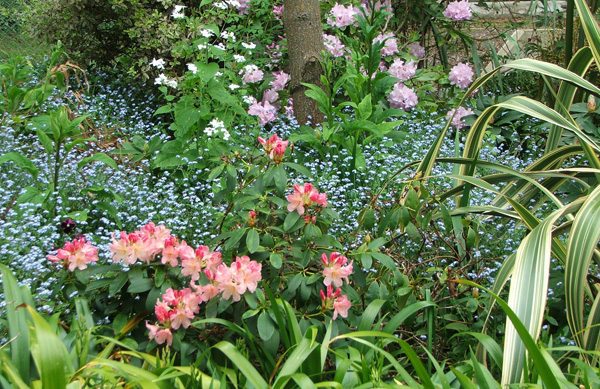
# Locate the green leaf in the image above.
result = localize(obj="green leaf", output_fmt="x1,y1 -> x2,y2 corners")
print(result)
0,264 -> 31,384
77,152 -> 118,170
257,311 -> 275,341
0,152 -> 39,180
213,341 -> 268,388
246,229 -> 260,254
284,211 -> 301,231
270,252 -> 283,269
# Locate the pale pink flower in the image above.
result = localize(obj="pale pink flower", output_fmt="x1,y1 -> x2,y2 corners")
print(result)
248,99 -> 278,125
192,277 -> 221,302
323,34 -> 346,57
263,89 -> 279,104
333,294 -> 351,319
374,32 -> 399,56
232,256 -> 262,294
408,43 -> 426,60
146,322 -> 173,346
273,5 -> 284,19
389,59 -> 417,81
286,183 -> 328,215
449,62 -> 474,88
320,285 -> 351,320
181,245 -> 222,281
446,107 -> 475,128
270,70 -> 290,91
387,82 -> 418,110
47,236 -> 98,271
444,0 -> 472,21
328,3 -> 357,28
214,264 -> 242,301
242,65 -> 264,84
161,236 -> 180,267
321,252 -> 353,287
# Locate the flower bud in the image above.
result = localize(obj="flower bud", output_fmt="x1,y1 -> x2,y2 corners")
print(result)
588,95 -> 597,112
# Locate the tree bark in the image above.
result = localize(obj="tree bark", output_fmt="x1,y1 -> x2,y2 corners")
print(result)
282,0 -> 326,126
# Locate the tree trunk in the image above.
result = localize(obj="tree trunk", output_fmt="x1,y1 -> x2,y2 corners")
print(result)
282,0 -> 325,126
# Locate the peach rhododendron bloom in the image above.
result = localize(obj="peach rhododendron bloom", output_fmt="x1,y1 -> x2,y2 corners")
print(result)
258,134 -> 289,163
320,285 -> 351,320
321,252 -> 353,287
214,256 -> 262,301
181,245 -> 222,281
47,236 -> 98,271
286,183 -> 327,215
146,322 -> 173,346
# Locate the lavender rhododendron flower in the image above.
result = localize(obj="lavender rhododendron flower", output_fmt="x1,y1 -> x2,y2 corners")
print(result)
270,70 -> 290,91
408,43 -> 426,59
241,65 -> 264,84
328,3 -> 358,28
323,34 -> 346,57
444,0 -> 472,21
449,62 -> 474,88
446,107 -> 475,128
388,82 -> 418,110
389,58 -> 417,81
248,98 -> 278,125
374,32 -> 399,56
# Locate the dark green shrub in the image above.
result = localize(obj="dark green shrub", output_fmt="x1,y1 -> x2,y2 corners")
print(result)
25,0 -> 194,76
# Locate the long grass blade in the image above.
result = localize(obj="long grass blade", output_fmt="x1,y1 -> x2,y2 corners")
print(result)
0,264 -> 30,384
575,0 -> 600,65
565,185 -> 600,351
212,341 -> 268,388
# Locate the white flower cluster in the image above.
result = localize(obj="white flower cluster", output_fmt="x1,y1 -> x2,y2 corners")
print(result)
204,119 -> 230,140
154,74 -> 178,89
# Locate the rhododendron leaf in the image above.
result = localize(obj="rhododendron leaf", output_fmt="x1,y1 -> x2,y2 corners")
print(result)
360,253 -> 373,269
269,252 -> 283,269
283,162 -> 312,179
246,229 -> 260,253
258,311 -> 275,341
242,308 -> 260,320
274,164 -> 287,193
284,211 -> 301,231
208,164 -> 225,180
109,272 -> 128,295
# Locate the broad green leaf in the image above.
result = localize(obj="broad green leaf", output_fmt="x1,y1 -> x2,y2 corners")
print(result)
246,228 -> 260,254
213,341 -> 268,388
0,152 -> 39,180
77,152 -> 118,170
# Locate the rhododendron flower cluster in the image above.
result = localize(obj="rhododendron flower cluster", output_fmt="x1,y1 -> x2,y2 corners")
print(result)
446,107 -> 475,128
146,254 -> 262,345
270,70 -> 290,91
374,32 -> 399,56
320,252 -> 353,319
258,134 -> 289,163
248,97 -> 278,125
47,236 -> 99,271
408,43 -> 426,60
389,59 -> 417,81
328,3 -> 358,28
287,183 -> 328,215
241,65 -> 264,84
323,34 -> 346,57
321,252 -> 353,288
110,222 -> 172,265
449,62 -> 474,88
387,82 -> 418,110
443,0 -> 472,21
320,285 -> 351,320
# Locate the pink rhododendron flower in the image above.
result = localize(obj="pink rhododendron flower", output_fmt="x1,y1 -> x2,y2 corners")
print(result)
408,43 -> 426,60
333,294 -> 351,319
446,107 -> 475,128
273,5 -> 284,19
160,236 -> 180,267
286,183 -> 328,215
328,3 -> 357,28
374,32 -> 399,56
214,256 -> 262,302
387,82 -> 418,110
285,98 -> 294,119
181,245 -> 222,281
449,62 -> 474,88
321,252 -> 353,287
323,34 -> 346,57
270,70 -> 290,91
47,236 -> 98,271
263,89 -> 279,104
389,59 -> 417,81
248,98 -> 278,125
146,322 -> 173,346
320,285 -> 351,320
444,0 -> 472,21
154,288 -> 201,330
258,134 -> 289,162
242,65 -> 264,84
